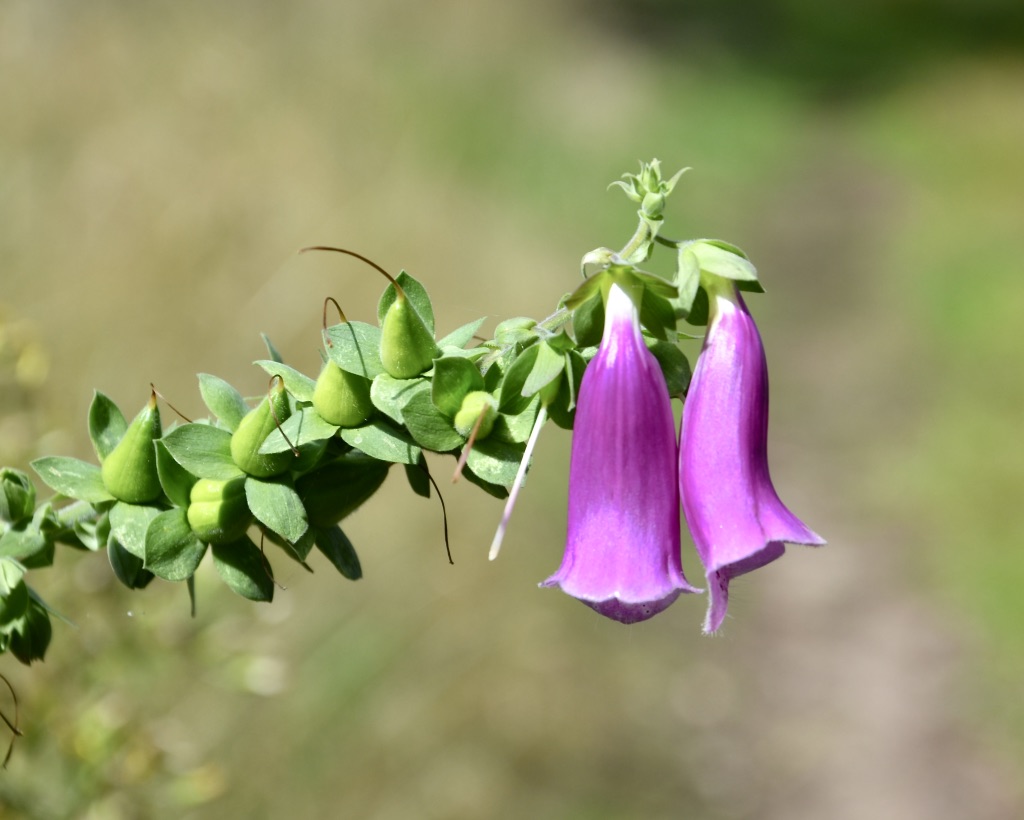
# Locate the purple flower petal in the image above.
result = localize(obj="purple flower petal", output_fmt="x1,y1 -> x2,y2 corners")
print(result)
544,283 -> 698,624
680,279 -> 825,634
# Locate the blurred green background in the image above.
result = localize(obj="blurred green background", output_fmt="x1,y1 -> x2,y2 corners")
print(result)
2,1 -> 1023,817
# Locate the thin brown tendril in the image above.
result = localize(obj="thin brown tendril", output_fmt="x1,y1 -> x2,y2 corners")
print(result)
0,673 -> 23,769
299,246 -> 406,298
150,383 -> 192,423
418,462 -> 453,565
452,409 -> 487,483
322,296 -> 349,348
267,375 -> 300,457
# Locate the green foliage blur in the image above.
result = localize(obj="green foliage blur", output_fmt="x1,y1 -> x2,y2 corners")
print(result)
2,0 -> 1023,817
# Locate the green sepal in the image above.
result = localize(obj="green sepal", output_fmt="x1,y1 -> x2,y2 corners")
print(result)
211,538 -> 273,602
100,395 -> 163,504
31,456 -> 114,504
198,373 -> 249,432
155,440 -> 196,508
493,316 -> 539,347
314,526 -> 362,580
145,508 -> 208,581
324,321 -> 385,379
245,476 -> 308,544
564,275 -> 604,311
466,439 -> 525,490
261,333 -> 284,363
296,454 -> 391,529
647,340 -> 692,399
376,271 -> 435,334
255,360 -> 317,403
186,477 -> 252,545
379,294 -> 439,379
108,536 -> 154,590
108,501 -> 162,560
259,406 -> 340,454
161,423 -> 244,481
402,387 -> 465,452
0,526 -> 49,567
432,356 -> 485,418
88,391 -> 128,461
685,287 -> 710,327
688,239 -> 758,283
0,468 -> 36,524
74,508 -> 110,551
571,293 -> 604,348
547,350 -> 587,430
370,374 -> 425,424
674,246 -> 701,318
640,289 -> 676,342
230,383 -> 295,478
0,558 -> 28,628
9,593 -> 51,664
438,317 -> 486,350
340,420 -> 422,465
312,361 -> 374,428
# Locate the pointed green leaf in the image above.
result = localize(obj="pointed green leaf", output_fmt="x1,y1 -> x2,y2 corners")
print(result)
499,344 -> 540,414
640,290 -> 675,341
198,373 -> 249,432
31,456 -> 114,503
261,333 -> 284,363
674,247 -> 702,317
564,274 -> 604,311
401,389 -> 464,452
324,321 -> 385,378
161,423 -> 243,481
245,477 -> 308,544
376,270 -> 435,334
212,538 -> 273,602
571,293 -> 604,348
259,406 -> 339,454
144,508 -> 207,581
108,501 -> 162,560
108,537 -> 153,589
340,420 -> 422,465
647,340 -> 691,399
315,526 -> 362,580
432,356 -> 484,418
521,342 -> 565,398
88,391 -> 128,461
690,240 -> 758,282
9,595 -> 51,664
254,360 -> 317,403
370,374 -> 425,424
437,317 -> 485,350
466,439 -> 526,490
155,440 -> 196,508
0,526 -> 50,567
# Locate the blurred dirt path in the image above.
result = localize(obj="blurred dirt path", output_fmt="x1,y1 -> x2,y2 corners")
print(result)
731,139 -> 1023,820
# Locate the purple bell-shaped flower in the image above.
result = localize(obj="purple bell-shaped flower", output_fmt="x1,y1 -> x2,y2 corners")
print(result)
543,283 -> 698,624
680,276 -> 825,634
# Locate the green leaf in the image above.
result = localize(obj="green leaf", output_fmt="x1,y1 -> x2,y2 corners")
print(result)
466,439 -> 525,490
296,455 -> 391,528
0,526 -> 50,567
459,465 -> 509,499
31,456 -> 114,503
404,460 -> 431,498
340,420 -> 422,465
674,247 -> 702,317
324,321 -> 385,379
572,293 -> 604,348
647,340 -> 692,399
0,559 -> 28,626
633,271 -> 678,300
212,538 -> 274,602
314,526 -> 362,580
108,501 -> 162,560
88,391 -> 127,461
75,510 -> 110,552
261,333 -> 284,363
640,290 -> 676,341
437,317 -> 485,350
155,440 -> 196,508
370,374 -> 425,423
376,271 -> 435,334
401,388 -> 465,452
254,360 -> 317,403
564,274 -> 604,311
10,596 -> 51,664
198,373 -> 249,432
108,537 -> 153,589
689,239 -> 758,282
548,350 -> 587,430
144,508 -> 208,581
521,342 -> 565,398
492,397 -> 540,444
245,477 -> 308,544
259,406 -> 339,454
499,344 -> 539,414
161,423 -> 243,481
432,356 -> 484,418
685,286 -> 710,327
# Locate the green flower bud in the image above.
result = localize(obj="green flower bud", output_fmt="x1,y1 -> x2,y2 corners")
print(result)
453,391 -> 498,439
641,191 -> 665,219
296,454 -> 390,528
230,381 -> 294,478
187,477 -> 252,545
380,294 -> 438,379
100,393 -> 162,503
312,361 -> 374,428
0,468 -> 36,524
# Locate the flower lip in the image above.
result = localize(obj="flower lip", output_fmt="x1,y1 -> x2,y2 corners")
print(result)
544,282 -> 698,624
680,278 -> 824,634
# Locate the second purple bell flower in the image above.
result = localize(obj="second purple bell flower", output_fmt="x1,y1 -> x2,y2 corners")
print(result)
543,282 -> 699,624
680,276 -> 825,634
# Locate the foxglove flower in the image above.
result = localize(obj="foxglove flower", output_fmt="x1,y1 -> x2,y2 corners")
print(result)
543,283 -> 698,623
680,277 -> 824,634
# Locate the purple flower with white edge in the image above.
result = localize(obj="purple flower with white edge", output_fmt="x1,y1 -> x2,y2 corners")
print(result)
543,282 -> 699,624
680,275 -> 825,634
